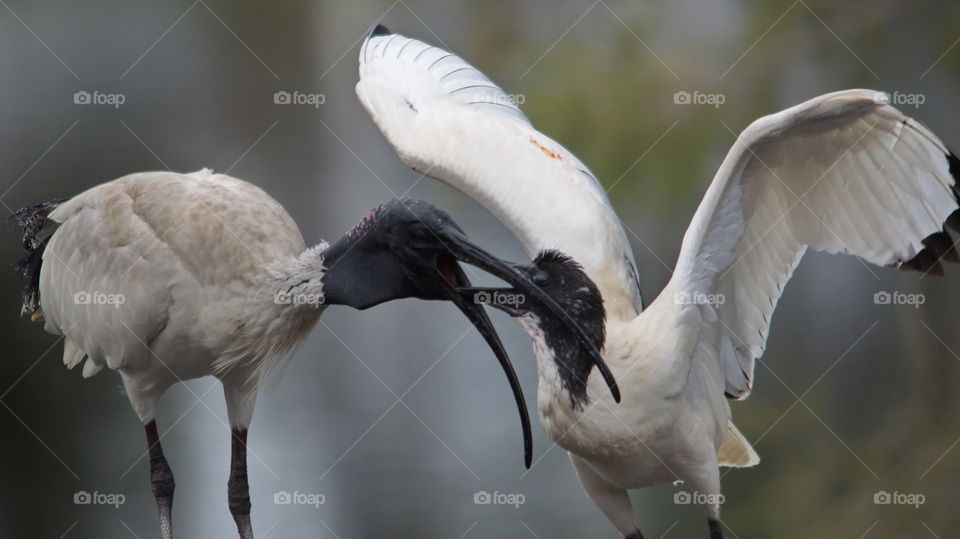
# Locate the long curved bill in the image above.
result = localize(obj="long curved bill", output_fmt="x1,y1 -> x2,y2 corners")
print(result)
436,228 -> 621,405
440,261 -> 533,469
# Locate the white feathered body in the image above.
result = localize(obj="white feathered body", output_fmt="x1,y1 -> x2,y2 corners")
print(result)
522,289 -> 729,489
38,170 -> 326,422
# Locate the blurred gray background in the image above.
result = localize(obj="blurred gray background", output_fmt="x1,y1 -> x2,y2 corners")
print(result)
2,0 -> 960,537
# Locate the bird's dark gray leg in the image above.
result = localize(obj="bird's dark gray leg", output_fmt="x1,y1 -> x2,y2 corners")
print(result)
624,530 -> 646,539
708,519 -> 724,539
145,420 -> 175,539
229,428 -> 253,539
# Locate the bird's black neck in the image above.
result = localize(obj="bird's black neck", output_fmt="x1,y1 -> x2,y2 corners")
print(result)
552,335 -> 595,410
528,311 -> 606,410
316,233 -> 407,310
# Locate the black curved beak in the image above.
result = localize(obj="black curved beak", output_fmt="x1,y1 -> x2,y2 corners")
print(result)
435,260 -> 533,469
435,229 -> 620,406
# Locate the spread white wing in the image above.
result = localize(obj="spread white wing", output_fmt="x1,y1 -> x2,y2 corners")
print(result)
356,25 -> 643,320
666,89 -> 960,399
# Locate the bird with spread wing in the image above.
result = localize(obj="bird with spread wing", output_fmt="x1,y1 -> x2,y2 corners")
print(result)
356,24 -> 959,538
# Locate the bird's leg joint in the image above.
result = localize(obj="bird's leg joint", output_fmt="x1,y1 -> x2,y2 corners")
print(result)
149,453 -> 176,499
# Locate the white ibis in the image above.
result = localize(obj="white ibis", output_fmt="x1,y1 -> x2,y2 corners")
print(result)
357,25 -> 960,538
12,169 -> 617,539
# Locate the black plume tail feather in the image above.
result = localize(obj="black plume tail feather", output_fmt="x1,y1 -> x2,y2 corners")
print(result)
10,199 -> 64,318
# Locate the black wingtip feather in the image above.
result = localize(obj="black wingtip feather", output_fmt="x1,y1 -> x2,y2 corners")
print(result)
948,152 -> 960,200
898,151 -> 960,277
947,208 -> 960,232
902,239 -> 944,275
367,23 -> 391,38
922,231 -> 959,263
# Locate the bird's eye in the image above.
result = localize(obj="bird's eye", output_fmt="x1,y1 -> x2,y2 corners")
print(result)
532,272 -> 549,287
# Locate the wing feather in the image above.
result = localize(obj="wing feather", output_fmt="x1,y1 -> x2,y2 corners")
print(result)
666,90 -> 960,398
356,25 -> 643,319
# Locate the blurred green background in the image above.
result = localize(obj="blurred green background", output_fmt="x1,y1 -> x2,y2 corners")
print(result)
1,0 -> 959,537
